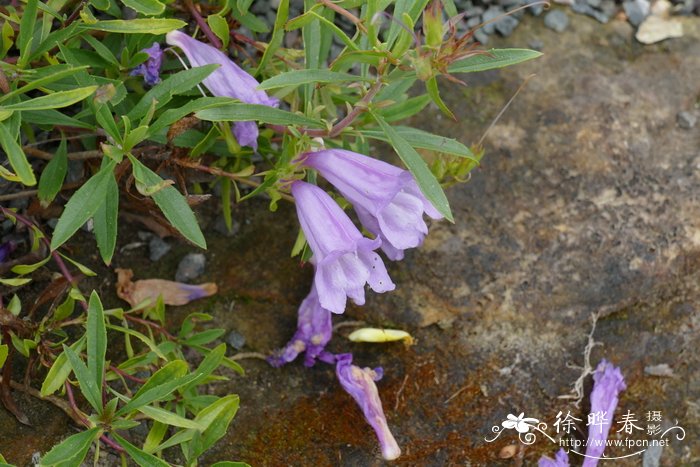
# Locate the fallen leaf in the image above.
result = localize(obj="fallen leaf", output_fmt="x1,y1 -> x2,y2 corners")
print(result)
347,328 -> 414,345
116,268 -> 217,307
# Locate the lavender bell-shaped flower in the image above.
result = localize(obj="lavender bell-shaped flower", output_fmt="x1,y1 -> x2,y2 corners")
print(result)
300,149 -> 443,261
268,284 -> 334,368
291,181 -> 395,314
582,360 -> 626,467
130,43 -> 163,86
165,30 -> 279,150
336,353 -> 401,461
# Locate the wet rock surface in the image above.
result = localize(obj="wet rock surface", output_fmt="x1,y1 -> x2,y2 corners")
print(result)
2,13 -> 700,467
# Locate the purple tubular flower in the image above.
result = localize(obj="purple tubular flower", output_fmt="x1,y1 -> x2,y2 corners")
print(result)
291,181 -> 395,314
130,43 -> 163,86
539,449 -> 570,467
165,30 -> 279,150
336,354 -> 401,461
268,284 -> 333,368
582,359 -> 626,467
300,149 -> 443,261
0,241 -> 15,263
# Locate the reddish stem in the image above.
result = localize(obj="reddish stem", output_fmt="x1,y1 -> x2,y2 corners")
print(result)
184,0 -> 223,49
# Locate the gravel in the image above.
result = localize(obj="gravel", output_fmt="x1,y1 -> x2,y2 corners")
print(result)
623,0 -> 651,26
226,330 -> 246,350
544,10 -> 570,32
175,253 -> 206,282
677,111 -> 698,129
149,236 -> 171,261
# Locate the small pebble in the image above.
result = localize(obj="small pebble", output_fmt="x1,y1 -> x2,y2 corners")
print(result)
644,363 -> 675,377
623,0 -> 650,26
642,443 -> 663,467
474,29 -> 490,44
677,111 -> 697,129
525,0 -> 545,16
214,216 -> 241,238
482,6 -> 505,34
496,16 -> 519,36
149,236 -> 171,261
175,253 -> 206,282
226,330 -> 246,350
544,10 -> 570,32
529,38 -> 544,50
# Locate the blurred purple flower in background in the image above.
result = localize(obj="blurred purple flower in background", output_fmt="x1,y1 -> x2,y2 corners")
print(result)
335,353 -> 401,461
582,359 -> 626,467
300,149 -> 442,261
291,181 -> 394,314
165,30 -> 279,150
268,284 -> 334,368
130,43 -> 163,86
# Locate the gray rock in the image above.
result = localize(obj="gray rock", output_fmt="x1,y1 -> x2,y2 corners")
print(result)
677,111 -> 697,129
149,236 -> 171,261
529,38 -> 544,50
226,330 -> 246,350
495,16 -> 519,36
587,0 -> 603,8
525,0 -> 545,16
482,6 -> 505,34
175,253 -> 206,282
214,216 -> 241,238
474,29 -> 490,44
643,443 -> 663,467
623,0 -> 650,26
571,0 -> 609,21
544,10 -> 570,32
466,16 -> 482,29
465,6 -> 484,17
644,363 -> 674,377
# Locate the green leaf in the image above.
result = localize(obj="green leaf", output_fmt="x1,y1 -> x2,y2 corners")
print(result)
63,345 -> 102,414
207,14 -> 230,48
133,360 -> 187,399
148,97 -> 230,136
426,76 -> 455,120
40,336 -> 86,397
0,65 -> 90,104
111,433 -> 170,466
257,70 -> 368,91
10,256 -> 50,275
93,170 -> 119,264
86,291 -> 107,399
23,109 -> 93,130
128,156 -> 206,249
18,0 -> 38,68
189,394 -> 240,459
0,278 -> 32,286
361,126 -> 478,162
0,122 -> 35,186
121,0 -> 166,16
50,161 -> 116,250
447,48 -> 543,74
0,345 -> 7,370
116,372 -> 200,416
211,463 -> 251,467
195,103 -> 324,128
371,112 -> 453,221
183,329 -> 225,347
40,427 -> 101,467
0,86 -> 98,111
181,343 -> 227,391
137,405 -> 204,430
378,94 -> 430,122
127,64 -> 219,122
38,138 -> 68,207
81,19 -> 186,34
255,0 -> 287,75
90,0 -> 110,11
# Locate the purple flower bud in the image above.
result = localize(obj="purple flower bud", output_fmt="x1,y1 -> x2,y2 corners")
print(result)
539,448 -> 570,467
291,181 -> 395,314
300,149 -> 442,261
582,360 -> 626,466
165,30 -> 279,150
335,353 -> 401,461
268,284 -> 333,368
130,43 -> 163,86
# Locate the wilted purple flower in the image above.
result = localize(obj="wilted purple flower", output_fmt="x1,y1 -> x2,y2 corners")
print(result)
336,353 -> 401,461
268,284 -> 334,368
0,241 -> 14,263
130,43 -> 163,86
300,149 -> 443,261
582,360 -> 626,466
539,449 -> 570,467
291,181 -> 395,314
165,30 -> 279,150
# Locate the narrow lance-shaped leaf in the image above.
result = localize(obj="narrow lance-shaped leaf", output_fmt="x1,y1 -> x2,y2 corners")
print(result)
447,48 -> 543,74
195,103 -> 324,128
111,433 -> 170,466
50,161 -> 116,250
40,336 -> 86,397
81,19 -> 186,34
0,122 -> 36,186
0,86 -> 98,111
257,69 -> 370,90
63,344 -> 102,414
93,170 -> 119,264
40,427 -> 101,467
86,291 -> 107,397
128,155 -> 207,249
38,137 -> 68,207
121,0 -> 166,16
17,0 -> 38,68
371,111 -> 453,222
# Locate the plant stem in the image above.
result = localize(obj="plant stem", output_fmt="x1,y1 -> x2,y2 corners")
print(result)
184,0 -> 222,49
